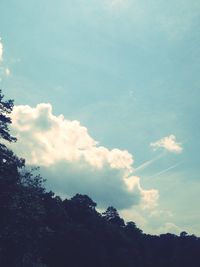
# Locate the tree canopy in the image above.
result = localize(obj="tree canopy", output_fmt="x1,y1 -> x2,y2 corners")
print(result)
0,89 -> 16,143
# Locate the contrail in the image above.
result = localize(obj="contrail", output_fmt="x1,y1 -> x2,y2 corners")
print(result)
134,153 -> 164,173
149,161 -> 183,179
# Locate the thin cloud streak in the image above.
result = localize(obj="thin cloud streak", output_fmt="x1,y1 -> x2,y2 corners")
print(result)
149,162 -> 183,179
134,153 -> 164,174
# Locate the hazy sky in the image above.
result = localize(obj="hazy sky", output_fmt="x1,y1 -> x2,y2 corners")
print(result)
1,0 -> 200,235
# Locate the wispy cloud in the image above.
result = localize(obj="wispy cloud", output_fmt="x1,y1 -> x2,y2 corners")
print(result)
134,153 -> 164,174
149,162 -> 183,179
150,135 -> 183,154
0,39 -> 11,79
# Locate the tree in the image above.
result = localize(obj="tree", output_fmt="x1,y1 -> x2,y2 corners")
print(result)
102,206 -> 124,227
70,194 -> 97,210
0,90 -> 24,210
0,90 -> 24,217
180,231 -> 188,238
125,221 -> 142,235
0,89 -> 24,179
0,90 -> 47,266
0,89 -> 16,142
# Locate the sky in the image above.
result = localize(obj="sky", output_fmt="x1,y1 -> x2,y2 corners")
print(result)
0,0 -> 200,235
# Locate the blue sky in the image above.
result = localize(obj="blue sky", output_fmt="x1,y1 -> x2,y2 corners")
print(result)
1,0 -> 200,235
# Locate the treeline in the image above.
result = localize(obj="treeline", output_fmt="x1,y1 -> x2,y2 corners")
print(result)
0,90 -> 200,267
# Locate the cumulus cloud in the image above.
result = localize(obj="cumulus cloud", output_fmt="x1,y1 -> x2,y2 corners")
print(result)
124,175 -> 158,209
10,103 -> 158,210
150,135 -> 183,153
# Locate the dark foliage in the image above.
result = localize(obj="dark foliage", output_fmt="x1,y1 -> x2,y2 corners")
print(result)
0,89 -> 16,142
0,90 -> 200,267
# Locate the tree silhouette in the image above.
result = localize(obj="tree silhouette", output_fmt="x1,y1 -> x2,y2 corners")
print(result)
102,206 -> 125,227
0,89 -> 16,142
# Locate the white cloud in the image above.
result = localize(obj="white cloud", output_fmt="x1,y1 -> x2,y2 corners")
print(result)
10,103 -> 158,210
124,175 -> 158,209
0,40 -> 11,79
0,40 -> 3,62
11,104 -> 133,170
150,135 -> 183,153
120,208 -> 147,228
